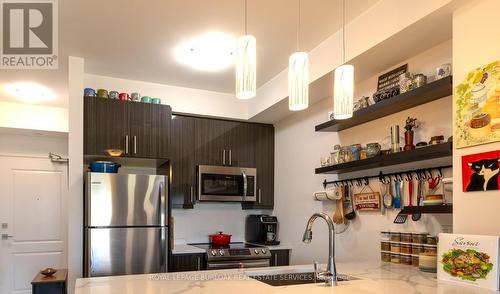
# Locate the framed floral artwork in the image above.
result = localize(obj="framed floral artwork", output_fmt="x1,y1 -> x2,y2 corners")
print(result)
455,60 -> 500,148
461,150 -> 500,192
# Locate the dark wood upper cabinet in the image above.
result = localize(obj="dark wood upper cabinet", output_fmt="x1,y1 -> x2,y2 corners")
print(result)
170,115 -> 196,209
84,96 -> 171,159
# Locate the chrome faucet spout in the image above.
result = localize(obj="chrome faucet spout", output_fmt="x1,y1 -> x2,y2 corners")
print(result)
302,212 -> 337,286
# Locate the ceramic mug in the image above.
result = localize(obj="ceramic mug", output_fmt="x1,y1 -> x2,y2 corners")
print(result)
109,91 -> 119,99
97,89 -> 108,98
84,88 -> 96,97
119,93 -> 129,101
266,232 -> 276,242
130,92 -> 141,102
151,98 -> 161,104
141,96 -> 152,103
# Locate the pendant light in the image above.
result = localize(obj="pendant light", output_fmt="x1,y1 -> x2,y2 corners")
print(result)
288,0 -> 309,111
235,0 -> 256,99
333,0 -> 354,120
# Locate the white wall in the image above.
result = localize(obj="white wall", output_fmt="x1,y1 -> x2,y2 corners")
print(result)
0,131 -> 67,158
452,0 -> 500,235
273,41 -> 453,265
0,101 -> 68,133
84,74 -> 248,119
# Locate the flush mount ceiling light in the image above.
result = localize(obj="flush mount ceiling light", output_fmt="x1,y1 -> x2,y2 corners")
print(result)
288,0 -> 309,111
174,32 -> 236,72
333,0 -> 354,120
3,82 -> 56,103
235,0 -> 256,100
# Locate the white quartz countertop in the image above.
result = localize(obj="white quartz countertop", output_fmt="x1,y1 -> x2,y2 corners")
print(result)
75,262 -> 500,294
171,244 -> 206,254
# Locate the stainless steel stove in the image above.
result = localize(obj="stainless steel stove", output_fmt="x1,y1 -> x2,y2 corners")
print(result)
190,242 -> 271,270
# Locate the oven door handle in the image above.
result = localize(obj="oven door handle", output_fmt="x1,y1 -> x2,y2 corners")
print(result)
207,259 -> 270,270
242,171 -> 247,201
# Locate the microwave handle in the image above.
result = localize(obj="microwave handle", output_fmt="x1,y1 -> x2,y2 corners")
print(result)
242,171 -> 247,200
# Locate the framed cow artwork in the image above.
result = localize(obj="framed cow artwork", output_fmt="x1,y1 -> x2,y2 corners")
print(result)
462,150 -> 500,192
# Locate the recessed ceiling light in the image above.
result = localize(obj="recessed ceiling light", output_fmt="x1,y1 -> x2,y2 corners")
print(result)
3,82 -> 56,103
174,32 -> 236,71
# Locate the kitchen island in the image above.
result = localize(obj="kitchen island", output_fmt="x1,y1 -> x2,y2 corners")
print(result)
75,262 -> 499,294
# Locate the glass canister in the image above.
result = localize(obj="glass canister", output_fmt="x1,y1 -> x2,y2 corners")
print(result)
391,253 -> 401,264
412,74 -> 427,89
390,232 -> 401,242
399,72 -> 413,93
391,243 -> 401,253
412,255 -> 419,267
401,254 -> 412,265
400,244 -> 412,254
427,236 -> 438,245
351,144 -> 361,161
330,144 -> 341,165
412,244 -> 424,255
339,146 -> 352,163
412,233 -> 428,244
400,233 -> 412,243
366,143 -> 381,158
381,252 -> 391,262
381,241 -> 391,251
423,245 -> 437,254
381,231 -> 391,241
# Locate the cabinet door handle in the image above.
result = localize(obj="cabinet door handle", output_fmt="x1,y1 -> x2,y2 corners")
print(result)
197,256 -> 201,270
125,135 -> 129,154
275,253 -> 278,266
228,150 -> 232,166
133,136 -> 137,154
258,188 -> 262,203
190,186 -> 194,204
222,150 -> 226,166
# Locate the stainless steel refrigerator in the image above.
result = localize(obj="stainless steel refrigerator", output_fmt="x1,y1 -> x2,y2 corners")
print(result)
84,172 -> 169,277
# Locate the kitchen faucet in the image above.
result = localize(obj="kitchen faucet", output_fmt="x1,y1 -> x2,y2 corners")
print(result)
302,212 -> 337,286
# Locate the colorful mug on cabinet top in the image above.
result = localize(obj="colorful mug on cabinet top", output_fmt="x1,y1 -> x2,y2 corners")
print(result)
130,92 -> 141,102
96,89 -> 108,98
119,93 -> 129,101
109,91 -> 119,99
141,96 -> 152,103
151,98 -> 161,104
84,88 -> 96,97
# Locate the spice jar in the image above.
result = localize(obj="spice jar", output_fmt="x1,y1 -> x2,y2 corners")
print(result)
412,74 -> 427,89
390,232 -> 401,242
412,233 -> 428,244
412,255 -> 419,267
381,252 -> 391,262
427,236 -> 438,245
381,241 -> 391,251
401,254 -> 412,265
351,144 -> 361,161
391,253 -> 401,264
400,233 -> 412,243
423,245 -> 437,254
411,244 -> 424,255
381,231 -> 390,241
339,146 -> 352,163
391,243 -> 401,253
400,244 -> 412,254
360,148 -> 367,160
330,145 -> 341,165
399,72 -> 413,93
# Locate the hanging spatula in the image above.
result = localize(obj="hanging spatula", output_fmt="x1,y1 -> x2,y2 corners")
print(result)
393,179 -> 407,224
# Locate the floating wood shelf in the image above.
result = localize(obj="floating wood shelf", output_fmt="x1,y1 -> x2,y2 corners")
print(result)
315,76 -> 452,132
401,204 -> 453,214
315,142 -> 452,174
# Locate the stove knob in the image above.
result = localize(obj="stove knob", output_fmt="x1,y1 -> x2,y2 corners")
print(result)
254,249 -> 259,255
219,250 -> 225,256
261,249 -> 266,254
210,250 -> 217,256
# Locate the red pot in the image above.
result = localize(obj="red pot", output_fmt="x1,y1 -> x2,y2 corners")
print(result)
209,232 -> 232,246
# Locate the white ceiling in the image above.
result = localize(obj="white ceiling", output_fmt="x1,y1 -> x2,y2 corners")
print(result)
60,0 -> 378,94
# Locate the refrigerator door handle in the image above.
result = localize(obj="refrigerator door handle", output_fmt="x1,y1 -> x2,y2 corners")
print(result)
160,227 -> 166,272
159,181 -> 165,226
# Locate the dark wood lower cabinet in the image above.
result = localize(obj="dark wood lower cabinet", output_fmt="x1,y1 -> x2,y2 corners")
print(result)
170,253 -> 205,272
270,249 -> 290,267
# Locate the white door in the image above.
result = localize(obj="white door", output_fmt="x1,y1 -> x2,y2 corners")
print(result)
0,156 -> 67,294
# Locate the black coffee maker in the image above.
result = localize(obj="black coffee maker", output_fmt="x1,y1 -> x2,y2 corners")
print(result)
245,214 -> 280,245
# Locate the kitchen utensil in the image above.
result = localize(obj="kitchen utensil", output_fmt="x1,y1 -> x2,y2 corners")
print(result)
393,179 -> 401,209
89,161 -> 121,173
97,89 -> 108,98
109,91 -> 119,99
40,268 -> 57,277
381,182 -> 393,209
391,125 -> 400,153
333,186 -> 346,224
407,178 -> 413,215
428,176 -> 440,194
209,232 -> 232,246
151,97 -> 161,104
84,88 -> 96,97
393,180 -> 407,224
119,92 -> 129,101
344,185 -> 356,220
412,178 -> 423,221
393,209 -> 407,224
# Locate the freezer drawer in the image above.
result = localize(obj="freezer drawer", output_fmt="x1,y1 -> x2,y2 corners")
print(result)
85,227 -> 167,277
86,173 -> 167,227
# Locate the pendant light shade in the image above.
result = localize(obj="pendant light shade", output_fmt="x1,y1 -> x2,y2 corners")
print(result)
288,51 -> 309,111
235,35 -> 256,99
333,64 -> 354,119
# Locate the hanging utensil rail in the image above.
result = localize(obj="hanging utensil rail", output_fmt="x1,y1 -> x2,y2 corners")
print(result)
322,165 -> 451,189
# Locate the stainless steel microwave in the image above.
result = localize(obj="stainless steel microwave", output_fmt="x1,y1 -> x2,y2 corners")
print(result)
197,165 -> 256,202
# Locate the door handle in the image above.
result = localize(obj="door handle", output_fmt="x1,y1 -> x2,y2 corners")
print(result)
258,188 -> 262,203
133,136 -> 137,155
1,234 -> 13,240
242,171 -> 247,201
190,186 -> 195,204
197,256 -> 201,270
222,150 -> 226,166
125,135 -> 129,154
228,150 -> 232,166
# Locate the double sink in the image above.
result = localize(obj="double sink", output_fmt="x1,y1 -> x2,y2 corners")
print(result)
248,270 -> 358,287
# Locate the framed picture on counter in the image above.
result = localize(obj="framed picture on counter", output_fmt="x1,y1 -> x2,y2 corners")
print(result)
461,150 -> 500,192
